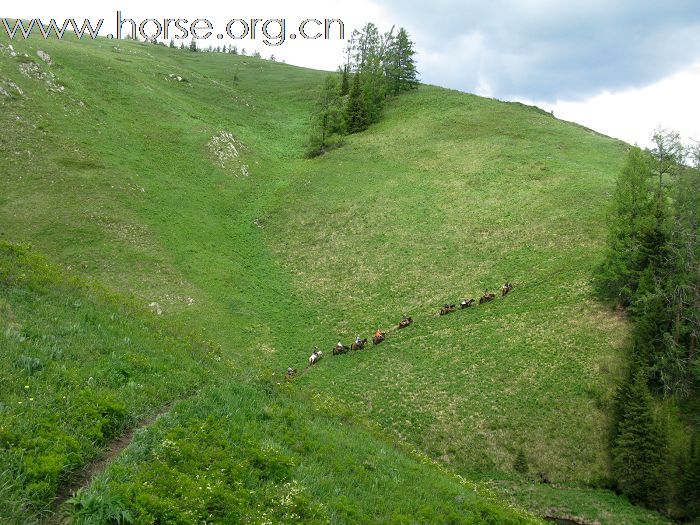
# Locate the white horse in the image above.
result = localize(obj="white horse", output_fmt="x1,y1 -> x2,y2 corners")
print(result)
309,350 -> 323,366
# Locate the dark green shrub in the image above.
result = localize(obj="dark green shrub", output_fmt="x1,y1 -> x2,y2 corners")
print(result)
513,449 -> 528,475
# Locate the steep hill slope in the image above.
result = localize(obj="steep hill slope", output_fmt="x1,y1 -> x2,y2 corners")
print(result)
0,243 -> 538,524
266,89 -> 628,482
0,31 -> 668,523
0,243 -> 225,521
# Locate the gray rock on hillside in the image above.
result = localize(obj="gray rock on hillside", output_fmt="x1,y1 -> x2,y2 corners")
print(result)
0,78 -> 24,99
37,50 -> 53,65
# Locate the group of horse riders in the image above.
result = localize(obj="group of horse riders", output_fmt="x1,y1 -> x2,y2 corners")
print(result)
291,284 -> 513,373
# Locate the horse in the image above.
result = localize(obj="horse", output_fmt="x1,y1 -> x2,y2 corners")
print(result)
373,332 -> 385,345
398,317 -> 413,329
502,282 -> 513,296
332,344 -> 349,356
309,350 -> 323,365
351,338 -> 368,351
439,304 -> 456,315
460,298 -> 475,309
479,291 -> 496,304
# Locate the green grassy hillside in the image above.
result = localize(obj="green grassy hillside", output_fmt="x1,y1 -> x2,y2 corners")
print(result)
0,243 -> 226,521
0,244 -> 536,524
269,88 -> 629,479
0,30 -> 669,523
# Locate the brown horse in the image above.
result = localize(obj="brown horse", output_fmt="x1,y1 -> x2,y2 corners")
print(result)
351,338 -> 368,350
398,317 -> 413,329
460,298 -> 475,309
502,282 -> 513,296
373,332 -> 385,345
439,304 -> 456,315
479,291 -> 496,304
332,344 -> 349,356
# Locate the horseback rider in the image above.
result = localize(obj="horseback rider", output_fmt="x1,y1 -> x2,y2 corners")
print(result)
375,328 -> 383,339
355,335 -> 362,345
336,341 -> 343,350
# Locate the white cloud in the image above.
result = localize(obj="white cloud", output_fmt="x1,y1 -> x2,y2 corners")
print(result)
526,62 -> 700,147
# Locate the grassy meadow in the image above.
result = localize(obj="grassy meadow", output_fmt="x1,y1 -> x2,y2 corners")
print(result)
267,88 -> 631,481
0,29 -> 672,523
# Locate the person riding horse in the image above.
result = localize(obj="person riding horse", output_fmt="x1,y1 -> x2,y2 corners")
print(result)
479,289 -> 496,304
440,303 -> 456,315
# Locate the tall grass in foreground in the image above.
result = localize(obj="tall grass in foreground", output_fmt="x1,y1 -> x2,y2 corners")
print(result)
0,242 -> 228,523
74,377 -> 539,524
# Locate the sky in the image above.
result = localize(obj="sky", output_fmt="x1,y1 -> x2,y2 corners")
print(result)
8,0 -> 700,147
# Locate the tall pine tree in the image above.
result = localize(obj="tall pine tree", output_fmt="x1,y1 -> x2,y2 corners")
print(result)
339,65 -> 350,97
612,367 -> 668,508
307,75 -> 345,156
665,162 -> 700,383
385,27 -> 419,95
681,435 -> 700,519
345,73 -> 368,133
596,147 -> 656,306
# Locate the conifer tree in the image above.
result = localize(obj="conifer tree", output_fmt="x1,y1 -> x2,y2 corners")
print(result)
596,148 -> 656,305
360,64 -> 387,124
681,435 -> 700,518
352,23 -> 381,70
612,367 -> 668,508
345,73 -> 368,133
386,27 -> 419,95
340,65 -> 350,97
650,128 -> 684,198
350,23 -> 390,124
308,75 -> 345,155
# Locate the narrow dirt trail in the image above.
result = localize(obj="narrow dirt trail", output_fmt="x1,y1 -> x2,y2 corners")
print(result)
49,405 -> 172,522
